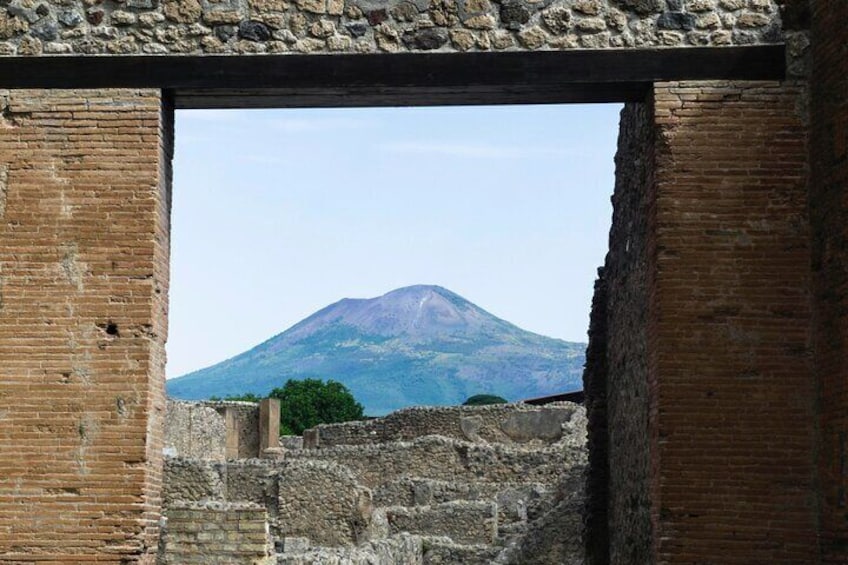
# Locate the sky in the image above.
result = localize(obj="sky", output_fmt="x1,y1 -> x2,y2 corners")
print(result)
167,103 -> 623,379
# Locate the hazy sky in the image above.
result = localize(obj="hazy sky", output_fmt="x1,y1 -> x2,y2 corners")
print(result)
167,103 -> 623,378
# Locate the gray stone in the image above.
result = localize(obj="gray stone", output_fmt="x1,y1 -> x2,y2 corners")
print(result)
612,0 -> 663,14
214,24 -> 237,41
30,21 -> 57,40
7,4 -> 39,23
239,19 -> 271,41
498,0 -> 529,30
656,10 -> 696,30
57,10 -> 82,27
403,27 -> 448,49
345,21 -> 368,37
126,0 -> 159,9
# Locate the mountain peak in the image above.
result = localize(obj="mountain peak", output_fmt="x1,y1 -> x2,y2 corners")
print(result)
167,285 -> 586,414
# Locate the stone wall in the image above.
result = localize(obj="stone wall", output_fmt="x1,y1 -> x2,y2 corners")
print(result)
581,271 -> 608,565
160,402 -> 587,561
0,0 -> 784,57
808,1 -> 848,561
605,100 -> 654,563
0,89 -> 170,564
158,502 -> 273,564
306,401 -> 582,447
164,399 -> 260,460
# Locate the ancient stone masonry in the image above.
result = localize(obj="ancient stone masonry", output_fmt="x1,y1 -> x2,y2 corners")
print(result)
0,0 -> 784,56
158,401 -> 587,564
165,399 -> 261,460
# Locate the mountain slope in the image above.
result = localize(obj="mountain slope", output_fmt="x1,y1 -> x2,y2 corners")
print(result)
167,285 -> 586,415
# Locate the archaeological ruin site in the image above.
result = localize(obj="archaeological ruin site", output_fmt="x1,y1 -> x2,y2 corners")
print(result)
0,0 -> 846,563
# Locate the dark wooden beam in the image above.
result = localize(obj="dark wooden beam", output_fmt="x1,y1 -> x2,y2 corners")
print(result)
0,45 -> 784,108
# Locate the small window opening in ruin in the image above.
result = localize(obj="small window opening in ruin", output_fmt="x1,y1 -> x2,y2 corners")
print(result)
161,103 -> 621,561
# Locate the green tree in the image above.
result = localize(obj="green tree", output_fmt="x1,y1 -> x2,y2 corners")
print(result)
209,392 -> 262,402
269,378 -> 364,435
462,394 -> 508,406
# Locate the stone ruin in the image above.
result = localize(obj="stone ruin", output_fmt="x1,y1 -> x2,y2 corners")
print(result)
159,398 -> 587,564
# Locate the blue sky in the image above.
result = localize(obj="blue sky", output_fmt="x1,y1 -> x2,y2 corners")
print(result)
167,103 -> 623,378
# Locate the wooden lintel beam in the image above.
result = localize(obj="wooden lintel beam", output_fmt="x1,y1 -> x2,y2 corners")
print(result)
0,45 -> 785,108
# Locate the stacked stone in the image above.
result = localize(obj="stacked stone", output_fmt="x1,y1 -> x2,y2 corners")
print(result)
0,0 -> 782,56
160,400 -> 588,564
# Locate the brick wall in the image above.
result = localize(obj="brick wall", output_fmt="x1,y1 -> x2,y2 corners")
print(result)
0,89 -> 171,563
649,80 -> 816,563
809,1 -> 848,560
159,503 -> 272,565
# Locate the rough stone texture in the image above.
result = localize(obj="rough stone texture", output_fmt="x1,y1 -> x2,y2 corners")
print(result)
385,501 -> 497,545
287,431 -> 585,489
164,399 -> 227,460
309,401 -> 583,447
809,1 -> 848,560
0,0 -> 783,55
581,270 -> 608,565
158,502 -> 273,564
606,100 -> 654,563
0,89 -> 171,564
276,533 -> 423,564
164,399 -> 260,460
160,401 -> 587,562
163,458 -> 226,505
494,467 -> 584,565
275,459 -> 374,546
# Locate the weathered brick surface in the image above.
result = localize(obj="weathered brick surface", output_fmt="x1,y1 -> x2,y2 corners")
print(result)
0,89 -> 171,563
159,503 -> 272,565
809,1 -> 848,561
649,80 -> 817,563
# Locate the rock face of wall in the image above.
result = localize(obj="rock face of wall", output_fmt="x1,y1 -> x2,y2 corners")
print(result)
164,399 -> 260,460
809,1 -> 848,560
307,401 -> 582,447
606,101 -> 654,563
0,0 -> 784,56
0,89 -> 170,564
159,401 -> 587,564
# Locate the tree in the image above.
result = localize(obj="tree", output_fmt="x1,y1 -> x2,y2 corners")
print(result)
269,378 -> 364,435
462,394 -> 508,406
209,392 -> 262,402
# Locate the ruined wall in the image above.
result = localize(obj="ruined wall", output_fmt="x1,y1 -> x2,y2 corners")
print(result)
164,399 -> 260,460
160,401 -> 587,561
0,0 -> 783,56
293,426 -> 585,489
158,502 -> 273,564
605,101 -> 654,563
0,89 -> 170,564
808,0 -> 848,560
308,401 -> 582,447
581,271 -> 608,565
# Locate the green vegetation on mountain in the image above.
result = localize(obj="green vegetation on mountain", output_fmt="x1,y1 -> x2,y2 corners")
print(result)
167,285 -> 586,415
